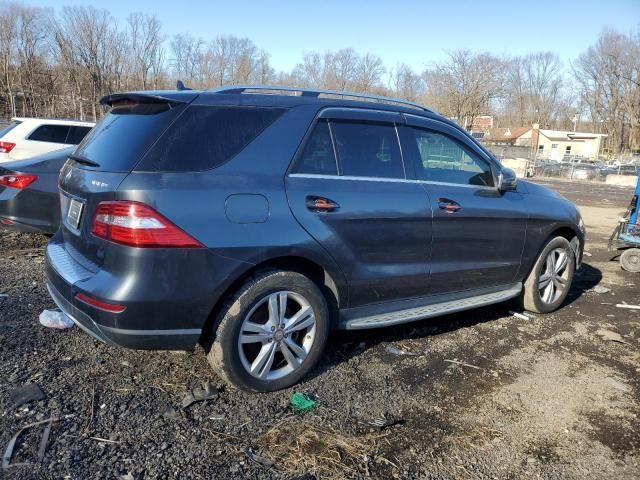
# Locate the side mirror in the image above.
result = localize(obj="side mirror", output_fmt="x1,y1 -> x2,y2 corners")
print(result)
498,167 -> 518,192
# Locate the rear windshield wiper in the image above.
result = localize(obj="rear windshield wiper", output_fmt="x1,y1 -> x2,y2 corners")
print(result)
69,154 -> 100,167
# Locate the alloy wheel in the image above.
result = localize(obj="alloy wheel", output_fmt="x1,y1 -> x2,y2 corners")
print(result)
538,247 -> 571,304
238,291 -> 316,380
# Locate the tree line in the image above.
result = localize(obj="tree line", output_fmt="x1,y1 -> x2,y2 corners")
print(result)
0,2 -> 638,156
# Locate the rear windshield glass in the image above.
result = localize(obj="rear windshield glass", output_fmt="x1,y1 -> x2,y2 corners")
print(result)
137,105 -> 286,172
74,102 -> 186,172
0,121 -> 20,138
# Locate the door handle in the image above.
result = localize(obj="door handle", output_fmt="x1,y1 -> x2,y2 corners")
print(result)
437,198 -> 462,213
306,196 -> 340,212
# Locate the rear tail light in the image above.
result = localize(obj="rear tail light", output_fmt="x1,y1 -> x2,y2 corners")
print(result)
75,292 -> 126,313
0,141 -> 15,153
0,173 -> 37,189
91,201 -> 203,248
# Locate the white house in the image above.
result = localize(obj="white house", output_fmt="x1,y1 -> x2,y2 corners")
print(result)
483,125 -> 607,160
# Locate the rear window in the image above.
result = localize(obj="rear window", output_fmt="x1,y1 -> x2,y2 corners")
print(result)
74,102 -> 186,172
137,105 -> 286,172
28,124 -> 70,143
0,121 -> 20,138
66,126 -> 92,145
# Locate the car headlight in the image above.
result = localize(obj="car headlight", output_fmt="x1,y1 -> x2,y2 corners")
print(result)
578,215 -> 585,234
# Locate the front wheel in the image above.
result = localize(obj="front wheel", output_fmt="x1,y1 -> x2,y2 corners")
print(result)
522,236 -> 575,313
207,270 -> 329,392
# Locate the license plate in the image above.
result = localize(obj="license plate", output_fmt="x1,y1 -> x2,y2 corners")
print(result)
66,199 -> 84,229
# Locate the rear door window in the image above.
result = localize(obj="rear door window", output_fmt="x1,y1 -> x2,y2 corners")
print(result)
331,121 -> 404,179
137,105 -> 286,172
65,126 -> 92,145
74,102 -> 186,172
28,124 -> 70,143
291,120 -> 338,175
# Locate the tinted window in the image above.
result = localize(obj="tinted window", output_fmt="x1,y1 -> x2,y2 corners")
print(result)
408,127 -> 494,187
66,126 -> 92,145
332,121 -> 404,179
138,105 -> 286,172
0,121 -> 20,138
28,124 -> 70,143
74,102 -> 185,172
292,120 -> 337,175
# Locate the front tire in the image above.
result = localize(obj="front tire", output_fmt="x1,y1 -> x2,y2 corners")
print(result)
522,236 -> 575,313
207,270 -> 329,392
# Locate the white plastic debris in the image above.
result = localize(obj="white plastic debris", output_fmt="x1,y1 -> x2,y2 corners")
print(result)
39,309 -> 74,330
593,285 -> 611,294
616,304 -> 640,310
509,311 -> 531,320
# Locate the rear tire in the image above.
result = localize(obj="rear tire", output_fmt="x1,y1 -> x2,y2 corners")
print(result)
207,270 -> 329,392
522,236 -> 575,313
620,248 -> 640,273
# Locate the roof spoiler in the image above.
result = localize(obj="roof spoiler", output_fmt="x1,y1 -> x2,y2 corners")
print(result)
100,93 -> 191,107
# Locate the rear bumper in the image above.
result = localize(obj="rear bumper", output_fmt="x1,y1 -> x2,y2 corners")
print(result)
44,234 -> 246,350
46,279 -> 201,349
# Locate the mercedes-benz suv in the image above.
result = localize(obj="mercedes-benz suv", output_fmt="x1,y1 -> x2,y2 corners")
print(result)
45,86 -> 585,392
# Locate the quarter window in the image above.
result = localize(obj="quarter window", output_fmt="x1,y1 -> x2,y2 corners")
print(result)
407,127 -> 494,187
139,105 -> 286,172
66,126 -> 92,145
28,124 -> 70,144
292,120 -> 337,175
331,121 -> 404,179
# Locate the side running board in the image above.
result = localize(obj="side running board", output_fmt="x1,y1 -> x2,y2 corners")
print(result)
343,283 -> 522,330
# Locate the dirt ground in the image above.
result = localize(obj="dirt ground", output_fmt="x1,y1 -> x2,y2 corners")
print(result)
0,178 -> 638,480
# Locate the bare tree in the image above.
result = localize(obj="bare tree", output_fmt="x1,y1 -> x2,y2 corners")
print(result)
199,35 -> 270,87
292,51 -> 325,87
127,12 -> 164,90
389,63 -> 424,101
170,33 -> 203,84
353,53 -> 385,92
0,4 -> 19,117
55,6 -> 122,120
423,50 -> 504,129
574,29 -> 640,154
0,0 -> 636,157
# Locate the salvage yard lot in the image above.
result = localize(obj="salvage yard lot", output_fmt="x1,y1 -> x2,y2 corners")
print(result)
1,178 -> 639,480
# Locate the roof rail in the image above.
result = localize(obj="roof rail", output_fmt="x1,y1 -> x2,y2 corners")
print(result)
210,85 -> 432,113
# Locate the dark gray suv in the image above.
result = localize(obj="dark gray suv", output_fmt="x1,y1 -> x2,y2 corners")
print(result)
45,86 -> 585,391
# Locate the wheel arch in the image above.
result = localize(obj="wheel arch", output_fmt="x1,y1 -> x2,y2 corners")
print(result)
520,223 -> 581,280
200,254 -> 345,346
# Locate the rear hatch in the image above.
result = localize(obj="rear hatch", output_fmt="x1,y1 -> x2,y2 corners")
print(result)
57,91 -> 198,268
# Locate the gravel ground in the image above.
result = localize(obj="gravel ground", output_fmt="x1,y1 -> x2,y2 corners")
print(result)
1,178 -> 639,480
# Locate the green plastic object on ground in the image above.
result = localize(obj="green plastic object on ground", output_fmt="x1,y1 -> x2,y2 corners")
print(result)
290,392 -> 318,412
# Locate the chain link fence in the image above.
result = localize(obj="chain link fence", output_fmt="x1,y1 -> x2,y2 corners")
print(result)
483,144 -> 639,182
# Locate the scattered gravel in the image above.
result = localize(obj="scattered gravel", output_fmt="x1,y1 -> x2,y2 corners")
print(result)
1,179 -> 639,479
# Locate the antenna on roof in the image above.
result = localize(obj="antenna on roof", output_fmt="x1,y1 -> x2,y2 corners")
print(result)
176,80 -> 192,91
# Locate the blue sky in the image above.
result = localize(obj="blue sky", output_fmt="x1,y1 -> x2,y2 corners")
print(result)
30,0 -> 640,72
